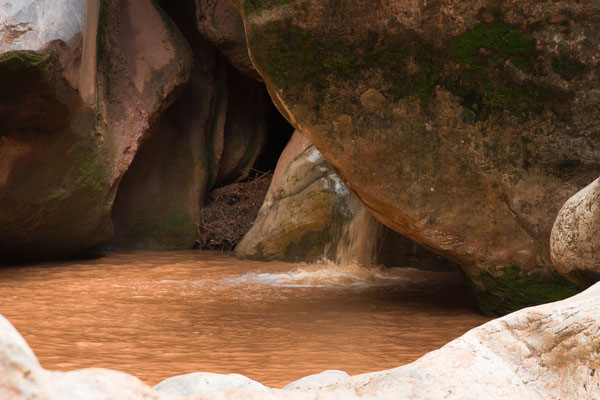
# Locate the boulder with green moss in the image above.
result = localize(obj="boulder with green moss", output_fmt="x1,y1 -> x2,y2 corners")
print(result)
235,0 -> 600,314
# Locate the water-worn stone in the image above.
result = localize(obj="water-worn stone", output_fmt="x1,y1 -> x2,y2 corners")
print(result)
154,372 -> 269,397
2,283 -> 600,399
235,131 -> 457,270
235,0 -> 600,314
0,0 -> 192,262
551,177 -> 600,285
234,132 -> 346,262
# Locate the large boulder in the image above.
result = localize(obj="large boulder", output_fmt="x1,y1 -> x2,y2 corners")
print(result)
551,177 -> 600,285
0,0 -> 192,262
235,131 -> 454,270
234,132 -> 348,262
234,0 -> 600,314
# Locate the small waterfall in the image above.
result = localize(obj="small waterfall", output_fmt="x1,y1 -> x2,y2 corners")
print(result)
334,205 -> 382,267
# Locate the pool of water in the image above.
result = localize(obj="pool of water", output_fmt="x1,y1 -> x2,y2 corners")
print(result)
0,251 -> 490,387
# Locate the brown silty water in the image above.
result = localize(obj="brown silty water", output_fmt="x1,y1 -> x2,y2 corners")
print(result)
0,209 -> 490,388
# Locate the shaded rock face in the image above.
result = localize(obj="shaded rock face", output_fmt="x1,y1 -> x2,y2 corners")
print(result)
194,0 -> 261,80
236,131 -> 455,271
551,177 -> 600,286
0,0 -> 192,263
3,283 -> 600,399
0,0 -> 274,258
236,0 -> 600,314
110,39 -> 269,251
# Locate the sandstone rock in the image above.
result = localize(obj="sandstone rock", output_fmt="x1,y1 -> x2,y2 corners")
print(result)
236,0 -> 600,313
194,0 -> 261,80
235,131 -> 456,270
154,372 -> 269,397
283,371 -> 349,391
110,40 -> 269,251
234,131 -> 345,262
551,177 -> 600,285
0,0 -> 192,262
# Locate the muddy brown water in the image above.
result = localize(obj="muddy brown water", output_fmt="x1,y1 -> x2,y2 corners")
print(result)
0,251 -> 490,387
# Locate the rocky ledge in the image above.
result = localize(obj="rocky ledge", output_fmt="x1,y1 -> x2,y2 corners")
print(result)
3,282 -> 599,399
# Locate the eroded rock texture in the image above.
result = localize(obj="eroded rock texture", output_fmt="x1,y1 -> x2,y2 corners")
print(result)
0,0 -> 192,262
0,0 -> 272,258
236,0 -> 600,314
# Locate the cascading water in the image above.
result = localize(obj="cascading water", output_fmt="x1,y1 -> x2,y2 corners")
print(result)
334,201 -> 383,267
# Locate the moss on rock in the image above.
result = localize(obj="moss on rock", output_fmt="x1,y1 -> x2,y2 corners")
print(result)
473,266 -> 584,316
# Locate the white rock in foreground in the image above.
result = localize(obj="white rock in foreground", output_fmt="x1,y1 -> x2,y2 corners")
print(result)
154,372 -> 269,397
283,370 -> 350,391
2,282 -> 600,399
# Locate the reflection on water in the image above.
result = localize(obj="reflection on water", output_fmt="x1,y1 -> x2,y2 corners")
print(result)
0,251 -> 490,387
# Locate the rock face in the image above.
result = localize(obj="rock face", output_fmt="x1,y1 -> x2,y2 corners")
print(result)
194,0 -> 261,80
235,0 -> 600,314
0,0 -> 192,262
551,177 -> 600,286
236,131 -> 460,271
235,132 -> 348,262
0,0 -> 273,258
4,283 -> 600,399
110,46 -> 269,251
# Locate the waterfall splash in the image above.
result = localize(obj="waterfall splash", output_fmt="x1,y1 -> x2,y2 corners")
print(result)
334,203 -> 382,267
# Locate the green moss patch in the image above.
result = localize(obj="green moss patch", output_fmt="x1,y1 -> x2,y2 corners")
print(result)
0,51 -> 59,98
449,23 -> 550,118
251,20 -> 565,116
252,24 -> 434,103
473,265 -> 584,316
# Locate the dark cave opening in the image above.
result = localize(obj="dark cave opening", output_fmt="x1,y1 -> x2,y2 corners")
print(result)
252,105 -> 295,175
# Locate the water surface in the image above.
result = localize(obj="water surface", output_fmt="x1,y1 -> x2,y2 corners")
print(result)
0,251 -> 490,387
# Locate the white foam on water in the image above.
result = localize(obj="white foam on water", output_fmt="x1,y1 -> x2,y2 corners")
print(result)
224,261 -> 419,289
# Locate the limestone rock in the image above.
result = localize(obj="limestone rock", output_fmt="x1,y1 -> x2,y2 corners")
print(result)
236,0 -> 600,313
154,372 -> 269,397
0,0 -> 192,262
551,177 -> 600,285
109,38 -> 269,251
0,0 -> 84,53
